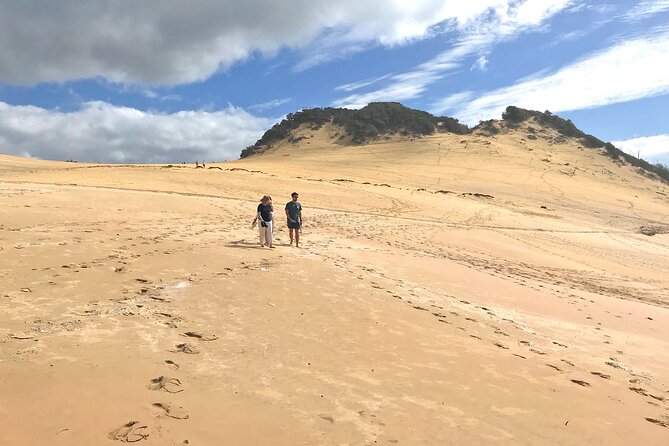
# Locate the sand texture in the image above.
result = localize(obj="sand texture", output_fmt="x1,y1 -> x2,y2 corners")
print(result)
1,124 -> 669,445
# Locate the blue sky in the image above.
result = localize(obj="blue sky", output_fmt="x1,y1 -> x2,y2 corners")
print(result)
0,0 -> 667,163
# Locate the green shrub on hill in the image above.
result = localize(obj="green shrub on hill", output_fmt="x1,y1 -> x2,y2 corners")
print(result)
500,106 -> 668,183
475,119 -> 499,135
502,106 -> 595,141
241,102 -> 470,157
619,151 -> 669,183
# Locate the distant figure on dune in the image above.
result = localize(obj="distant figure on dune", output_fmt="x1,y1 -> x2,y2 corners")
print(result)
252,195 -> 275,248
285,192 -> 302,247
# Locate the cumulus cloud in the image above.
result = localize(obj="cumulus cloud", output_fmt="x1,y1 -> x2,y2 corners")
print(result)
432,27 -> 669,124
332,0 -> 573,108
0,101 -> 273,163
0,0 -> 563,86
612,134 -> 669,164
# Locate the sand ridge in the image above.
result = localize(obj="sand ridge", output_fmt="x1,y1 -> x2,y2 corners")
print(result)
1,128 -> 669,445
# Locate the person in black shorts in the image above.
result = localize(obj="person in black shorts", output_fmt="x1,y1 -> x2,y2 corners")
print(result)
285,192 -> 302,247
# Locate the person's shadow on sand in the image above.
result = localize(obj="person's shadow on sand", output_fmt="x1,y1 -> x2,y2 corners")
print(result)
226,240 -> 268,249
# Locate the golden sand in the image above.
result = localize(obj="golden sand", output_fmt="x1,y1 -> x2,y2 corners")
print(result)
1,123 -> 668,445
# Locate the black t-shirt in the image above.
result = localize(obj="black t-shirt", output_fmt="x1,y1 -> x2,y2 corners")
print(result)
257,204 -> 273,222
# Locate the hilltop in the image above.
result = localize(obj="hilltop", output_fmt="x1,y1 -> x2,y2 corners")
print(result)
240,102 -> 469,157
241,103 -> 669,184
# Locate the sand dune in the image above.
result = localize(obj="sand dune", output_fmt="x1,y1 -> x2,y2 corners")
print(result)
1,123 -> 669,445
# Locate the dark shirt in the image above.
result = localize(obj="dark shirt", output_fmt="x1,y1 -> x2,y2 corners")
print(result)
285,201 -> 302,222
257,203 -> 273,222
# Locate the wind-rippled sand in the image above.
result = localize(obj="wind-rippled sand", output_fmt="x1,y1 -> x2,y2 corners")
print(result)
1,128 -> 668,445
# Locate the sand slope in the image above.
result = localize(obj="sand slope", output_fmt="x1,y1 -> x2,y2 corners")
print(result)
1,125 -> 669,445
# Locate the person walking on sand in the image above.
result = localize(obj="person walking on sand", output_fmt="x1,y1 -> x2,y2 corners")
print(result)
252,195 -> 275,248
285,192 -> 302,247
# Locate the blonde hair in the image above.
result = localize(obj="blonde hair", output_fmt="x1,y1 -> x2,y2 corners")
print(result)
261,194 -> 273,211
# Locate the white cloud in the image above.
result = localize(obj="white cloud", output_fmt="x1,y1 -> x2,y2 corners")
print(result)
431,92 -> 474,115
434,27 -> 669,124
0,0 -> 569,86
612,134 -> 669,164
333,68 -> 450,109
248,98 -> 292,112
335,74 -> 393,92
471,55 -> 489,71
622,0 -> 669,22
332,0 -> 573,108
0,101 -> 273,163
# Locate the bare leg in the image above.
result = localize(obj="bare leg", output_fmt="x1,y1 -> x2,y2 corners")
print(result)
295,227 -> 300,247
289,228 -> 294,246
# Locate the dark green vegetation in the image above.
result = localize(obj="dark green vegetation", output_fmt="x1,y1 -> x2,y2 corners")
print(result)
501,106 -> 668,183
240,102 -> 469,157
240,103 -> 668,184
502,106 -> 605,147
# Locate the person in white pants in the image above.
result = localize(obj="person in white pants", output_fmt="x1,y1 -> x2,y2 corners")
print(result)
252,195 -> 275,248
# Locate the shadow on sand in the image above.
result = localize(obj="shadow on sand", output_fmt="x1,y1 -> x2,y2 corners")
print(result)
226,240 -> 265,249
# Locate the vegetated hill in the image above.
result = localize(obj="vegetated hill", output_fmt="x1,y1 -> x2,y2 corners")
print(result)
494,106 -> 669,183
241,103 -> 669,183
240,102 -> 469,157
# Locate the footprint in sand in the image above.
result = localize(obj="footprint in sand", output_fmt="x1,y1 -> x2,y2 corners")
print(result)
319,414 -> 335,423
148,376 -> 184,393
9,333 -> 36,340
605,360 -> 627,370
628,387 -> 663,400
182,331 -> 218,341
645,417 -> 669,428
171,343 -> 199,354
164,360 -> 180,370
590,371 -> 611,379
165,317 -> 184,328
108,420 -> 149,442
570,379 -> 591,387
152,402 -> 189,419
